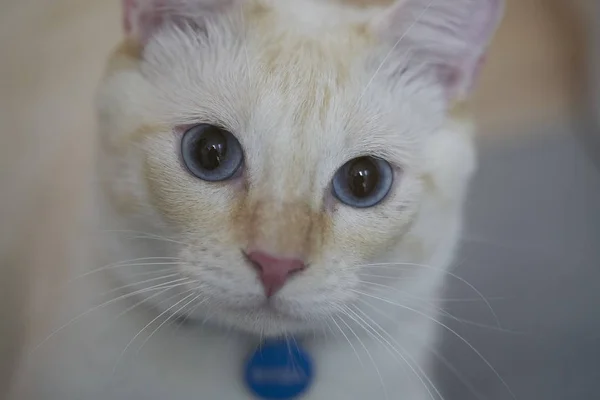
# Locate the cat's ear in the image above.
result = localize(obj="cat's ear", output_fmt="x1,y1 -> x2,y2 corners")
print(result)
122,0 -> 237,45
372,0 -> 504,101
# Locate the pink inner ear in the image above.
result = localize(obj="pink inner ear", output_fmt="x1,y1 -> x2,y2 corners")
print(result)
123,0 -> 134,34
122,0 -> 235,44
123,0 -> 166,43
468,54 -> 487,90
123,0 -> 139,35
375,0 -> 503,100
438,54 -> 486,101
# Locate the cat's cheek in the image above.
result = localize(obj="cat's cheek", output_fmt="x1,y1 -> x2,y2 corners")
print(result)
325,173 -> 422,262
142,161 -> 238,242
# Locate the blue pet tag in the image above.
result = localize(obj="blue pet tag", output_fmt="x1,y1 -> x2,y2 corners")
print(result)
244,339 -> 314,400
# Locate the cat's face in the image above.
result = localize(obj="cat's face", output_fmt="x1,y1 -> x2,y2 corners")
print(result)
97,0 -> 502,336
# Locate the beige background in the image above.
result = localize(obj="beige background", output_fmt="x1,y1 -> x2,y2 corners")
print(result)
0,0 -> 591,397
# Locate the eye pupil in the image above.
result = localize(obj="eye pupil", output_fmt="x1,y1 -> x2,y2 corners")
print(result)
196,128 -> 227,171
181,124 -> 244,182
348,157 -> 379,198
332,156 -> 394,208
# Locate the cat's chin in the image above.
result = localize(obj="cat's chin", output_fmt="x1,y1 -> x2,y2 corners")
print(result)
187,301 -> 324,337
221,314 -> 316,338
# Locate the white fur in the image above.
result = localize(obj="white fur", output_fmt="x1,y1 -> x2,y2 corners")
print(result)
16,1 -> 501,399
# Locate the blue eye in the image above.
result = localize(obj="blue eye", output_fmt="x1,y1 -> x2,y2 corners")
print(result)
181,124 -> 244,182
332,156 -> 393,208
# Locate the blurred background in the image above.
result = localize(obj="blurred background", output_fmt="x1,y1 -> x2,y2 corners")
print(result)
1,0 -> 598,399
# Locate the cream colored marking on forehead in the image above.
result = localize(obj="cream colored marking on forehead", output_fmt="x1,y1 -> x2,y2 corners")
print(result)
247,0 -> 381,34
245,0 -> 375,79
237,1 -> 378,203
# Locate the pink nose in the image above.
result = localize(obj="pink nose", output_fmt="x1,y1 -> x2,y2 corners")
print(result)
246,251 -> 306,297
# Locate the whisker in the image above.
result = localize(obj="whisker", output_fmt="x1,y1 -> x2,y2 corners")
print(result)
357,274 -> 505,302
99,229 -> 193,248
460,235 -> 547,254
28,281 -> 192,357
439,316 -> 523,335
100,274 -> 184,297
323,318 -> 337,341
333,314 -> 389,400
99,229 -> 173,240
354,279 -> 519,334
66,258 -> 183,286
353,262 -> 502,328
355,279 -> 457,321
356,278 -> 493,303
128,267 -> 181,277
111,286 -> 190,323
25,259 -> 185,332
359,300 -> 487,400
352,292 -> 516,400
328,315 -> 364,368
111,290 -> 199,375
97,285 -> 198,342
172,298 -> 205,333
135,296 -> 205,356
196,298 -> 226,327
347,305 -> 442,400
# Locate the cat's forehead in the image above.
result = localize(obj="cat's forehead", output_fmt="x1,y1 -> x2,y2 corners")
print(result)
144,1 -> 375,118
146,26 -> 418,130
140,1 -> 429,192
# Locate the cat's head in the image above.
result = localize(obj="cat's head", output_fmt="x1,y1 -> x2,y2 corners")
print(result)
96,0 -> 503,336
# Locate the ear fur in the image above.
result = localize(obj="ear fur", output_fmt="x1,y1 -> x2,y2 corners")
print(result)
373,0 -> 504,101
122,0 -> 238,45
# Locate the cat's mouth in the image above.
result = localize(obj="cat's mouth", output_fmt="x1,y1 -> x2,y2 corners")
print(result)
202,301 -> 308,336
229,298 -> 299,319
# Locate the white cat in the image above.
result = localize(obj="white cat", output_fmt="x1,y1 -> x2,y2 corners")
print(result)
12,0 -> 503,399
